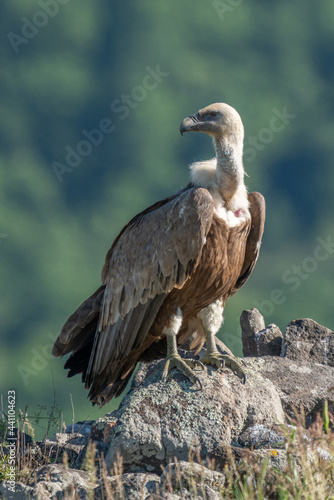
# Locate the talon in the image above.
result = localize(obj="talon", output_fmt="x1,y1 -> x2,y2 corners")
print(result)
195,360 -> 205,371
201,350 -> 247,383
195,377 -> 203,390
162,359 -> 170,381
162,353 -> 204,388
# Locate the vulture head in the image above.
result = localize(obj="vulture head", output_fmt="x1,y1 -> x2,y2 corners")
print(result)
180,103 -> 244,144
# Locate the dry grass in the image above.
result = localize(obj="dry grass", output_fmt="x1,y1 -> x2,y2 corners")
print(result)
1,402 -> 333,499
222,405 -> 334,500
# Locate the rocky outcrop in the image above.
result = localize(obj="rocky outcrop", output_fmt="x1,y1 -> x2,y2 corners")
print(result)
248,356 -> 334,424
105,356 -> 285,473
241,308 -> 283,356
282,317 -> 334,366
241,309 -> 334,366
1,310 -> 333,499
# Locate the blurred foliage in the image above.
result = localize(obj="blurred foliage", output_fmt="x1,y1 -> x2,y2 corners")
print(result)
1,0 -> 334,438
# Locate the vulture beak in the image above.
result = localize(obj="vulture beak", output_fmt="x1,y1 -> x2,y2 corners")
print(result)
180,113 -> 200,135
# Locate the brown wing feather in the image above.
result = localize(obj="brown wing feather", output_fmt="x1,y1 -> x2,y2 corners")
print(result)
98,187 -> 215,329
85,293 -> 166,388
83,187 -> 215,394
52,186 -> 215,406
231,191 -> 265,294
52,286 -> 105,357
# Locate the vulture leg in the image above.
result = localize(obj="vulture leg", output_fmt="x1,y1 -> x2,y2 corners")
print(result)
162,309 -> 204,388
198,300 -> 247,383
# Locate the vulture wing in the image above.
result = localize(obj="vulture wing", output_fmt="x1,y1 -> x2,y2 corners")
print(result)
99,186 -> 215,329
231,191 -> 265,294
54,186 -> 215,402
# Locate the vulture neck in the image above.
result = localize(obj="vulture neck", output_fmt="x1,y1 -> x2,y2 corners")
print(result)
214,136 -> 245,203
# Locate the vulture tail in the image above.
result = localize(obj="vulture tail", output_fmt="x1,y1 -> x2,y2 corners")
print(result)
54,286 -> 168,407
85,293 -> 167,406
88,370 -> 135,407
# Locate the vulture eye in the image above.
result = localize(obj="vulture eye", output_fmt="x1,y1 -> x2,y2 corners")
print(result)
210,112 -> 218,117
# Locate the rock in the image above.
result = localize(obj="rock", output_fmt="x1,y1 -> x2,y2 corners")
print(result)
63,420 -> 94,436
49,432 -> 88,447
30,437 -> 86,469
241,308 -> 265,340
105,356 -> 285,473
7,313 -> 334,499
251,448 -> 288,473
0,481 -> 34,499
161,461 -> 226,500
26,464 -> 97,499
246,356 -> 334,425
105,472 -> 161,499
253,324 -> 283,357
281,318 -> 334,366
90,412 -> 119,443
241,309 -> 283,356
237,424 -> 285,449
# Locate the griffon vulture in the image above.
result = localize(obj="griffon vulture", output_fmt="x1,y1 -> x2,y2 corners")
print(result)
53,103 -> 265,407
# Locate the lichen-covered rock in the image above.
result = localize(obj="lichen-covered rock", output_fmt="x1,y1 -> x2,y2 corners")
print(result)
161,461 -> 226,500
106,472 -> 161,499
246,356 -> 334,424
237,424 -> 285,449
105,357 -> 285,472
27,464 -> 97,499
241,308 -> 265,353
91,412 -> 119,443
0,481 -> 35,500
5,313 -> 333,499
241,308 -> 283,356
281,318 -> 334,366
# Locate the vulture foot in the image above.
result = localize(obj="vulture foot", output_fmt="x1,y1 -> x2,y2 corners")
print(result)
163,321 -> 204,388
162,354 -> 204,389
201,351 -> 247,384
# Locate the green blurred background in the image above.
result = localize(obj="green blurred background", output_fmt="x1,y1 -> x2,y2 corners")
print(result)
1,0 -> 334,439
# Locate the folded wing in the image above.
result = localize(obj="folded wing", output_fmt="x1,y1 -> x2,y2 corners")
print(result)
53,187 -> 215,404
99,187 -> 215,329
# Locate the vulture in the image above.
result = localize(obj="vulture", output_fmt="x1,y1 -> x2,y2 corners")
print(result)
53,103 -> 265,407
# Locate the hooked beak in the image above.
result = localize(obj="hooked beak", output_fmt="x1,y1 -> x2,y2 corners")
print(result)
180,113 -> 200,135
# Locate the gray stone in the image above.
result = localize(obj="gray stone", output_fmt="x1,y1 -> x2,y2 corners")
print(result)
282,318 -> 334,366
49,432 -> 88,446
6,315 -> 334,499
14,464 -> 98,499
241,309 -> 283,357
0,481 -> 34,500
161,461 -> 225,500
105,472 -> 161,499
246,356 -> 334,425
237,424 -> 285,449
251,448 -> 288,473
90,411 -> 119,443
32,437 -> 85,468
105,356 -> 285,473
63,420 -> 94,436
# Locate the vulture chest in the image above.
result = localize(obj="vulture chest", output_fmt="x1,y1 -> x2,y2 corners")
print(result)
153,215 -> 251,333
